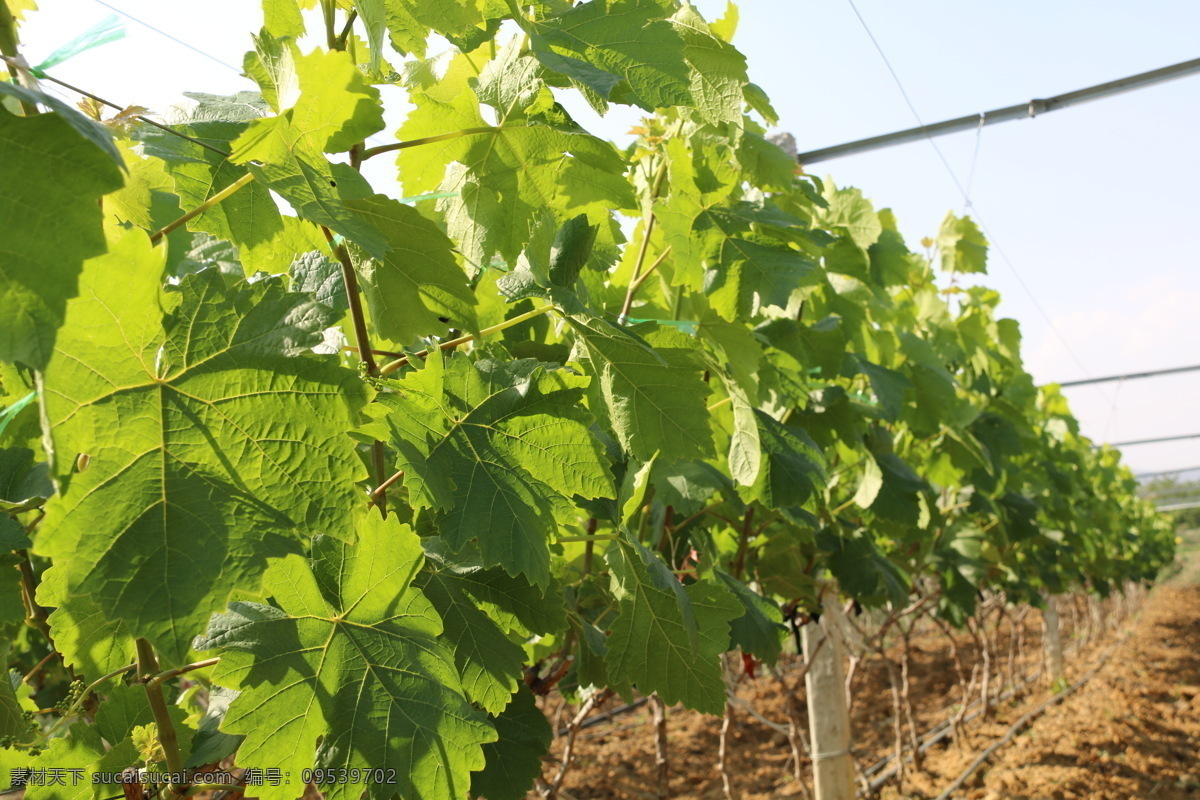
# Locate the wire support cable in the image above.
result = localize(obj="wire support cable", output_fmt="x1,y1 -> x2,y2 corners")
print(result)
841,0 -> 1110,399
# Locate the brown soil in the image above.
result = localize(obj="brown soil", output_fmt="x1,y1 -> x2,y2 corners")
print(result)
540,582 -> 1200,800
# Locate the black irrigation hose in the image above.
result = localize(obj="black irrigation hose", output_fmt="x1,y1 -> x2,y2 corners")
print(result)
861,606 -> 1118,789
555,697 -> 650,738
862,667 -> 1045,787
931,629 -> 1128,800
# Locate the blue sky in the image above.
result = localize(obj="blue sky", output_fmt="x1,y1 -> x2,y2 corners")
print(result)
13,0 -> 1200,473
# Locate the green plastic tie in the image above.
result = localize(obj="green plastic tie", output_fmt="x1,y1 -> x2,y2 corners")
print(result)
625,318 -> 698,334
0,391 -> 36,439
29,15 -> 125,78
398,190 -> 458,205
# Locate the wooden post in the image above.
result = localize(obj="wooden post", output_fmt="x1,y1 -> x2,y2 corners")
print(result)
1041,592 -> 1064,686
803,584 -> 855,800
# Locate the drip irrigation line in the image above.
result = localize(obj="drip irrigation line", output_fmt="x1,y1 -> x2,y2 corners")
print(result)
930,628 -> 1130,800
862,667 -> 1045,788
554,697 -> 649,738
862,596 -> 1134,792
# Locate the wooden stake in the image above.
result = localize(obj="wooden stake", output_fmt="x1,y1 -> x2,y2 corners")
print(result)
802,583 -> 855,800
1041,591 -> 1065,686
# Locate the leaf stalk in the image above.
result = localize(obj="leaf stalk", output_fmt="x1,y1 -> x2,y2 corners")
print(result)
360,127 -> 504,161
379,303 -> 557,375
145,657 -> 220,687
150,173 -> 255,244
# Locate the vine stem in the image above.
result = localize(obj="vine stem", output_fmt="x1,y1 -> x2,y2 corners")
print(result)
322,225 -> 377,377
731,507 -> 754,578
618,124 -> 680,322
335,9 -> 358,49
360,127 -> 502,161
379,304 -> 556,375
0,7 -> 38,115
135,639 -> 187,798
544,689 -> 611,798
627,244 -> 672,297
150,173 -> 255,244
21,651 -> 57,684
581,517 -> 598,577
16,548 -> 52,641
319,224 -> 390,513
649,694 -> 669,799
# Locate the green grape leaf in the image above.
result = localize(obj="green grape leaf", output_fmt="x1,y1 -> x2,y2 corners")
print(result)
92,684 -> 192,780
230,115 -> 388,257
0,96 -> 124,368
0,642 -> 33,739
715,571 -> 786,666
420,539 -> 566,638
656,138 -> 815,320
470,686 -> 552,800
415,558 -> 527,714
821,185 -> 882,251
39,567 -> 136,678
36,230 -> 367,662
670,3 -> 748,127
262,0 -> 305,38
197,515 -> 494,800
937,211 -> 988,274
862,426 -> 929,526
567,316 -> 713,462
720,371 -> 761,487
816,528 -> 910,608
0,82 -> 123,163
619,453 -> 658,527
346,194 -> 478,342
0,517 -> 29,550
182,91 -> 273,122
605,537 -> 740,714
746,410 -> 824,517
174,233 -> 242,277
528,0 -> 692,112
244,31 -> 300,113
856,358 -> 911,423
366,351 -> 614,586
397,44 -> 633,265
0,447 -> 46,515
187,685 -> 243,768
20,722 -> 106,800
0,551 -> 22,633
291,250 -> 349,313
292,47 -> 386,153
705,234 -> 817,322
382,0 -> 487,56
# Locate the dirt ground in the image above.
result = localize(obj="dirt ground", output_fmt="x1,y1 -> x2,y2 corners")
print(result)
541,562 -> 1200,799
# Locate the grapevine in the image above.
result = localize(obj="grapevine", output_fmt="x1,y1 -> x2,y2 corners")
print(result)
0,2 -> 1172,800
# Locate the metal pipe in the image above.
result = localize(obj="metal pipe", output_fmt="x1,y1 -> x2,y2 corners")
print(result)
1059,363 -> 1200,387
795,57 -> 1200,164
1103,432 -> 1200,448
